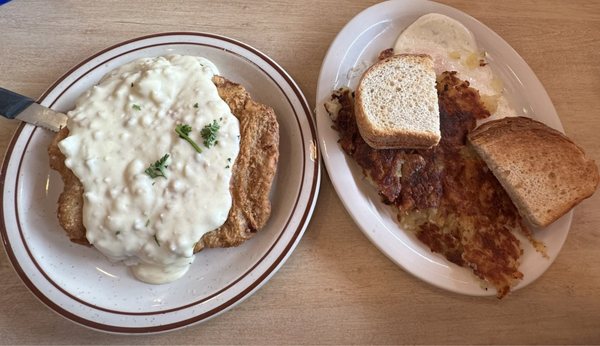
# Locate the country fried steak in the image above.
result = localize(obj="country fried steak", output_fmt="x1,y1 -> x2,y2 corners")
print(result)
328,71 -> 527,298
48,75 -> 279,252
197,76 -> 279,251
49,128 -> 87,245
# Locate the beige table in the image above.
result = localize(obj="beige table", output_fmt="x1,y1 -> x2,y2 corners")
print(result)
1,0 -> 599,344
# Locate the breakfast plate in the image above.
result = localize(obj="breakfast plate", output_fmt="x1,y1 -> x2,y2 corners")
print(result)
0,33 -> 320,333
315,0 -> 570,296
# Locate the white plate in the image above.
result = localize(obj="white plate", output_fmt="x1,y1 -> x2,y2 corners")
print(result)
315,0 -> 570,296
1,33 -> 320,333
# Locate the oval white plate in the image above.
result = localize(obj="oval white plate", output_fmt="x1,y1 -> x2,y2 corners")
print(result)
1,32 -> 320,333
315,0 -> 570,296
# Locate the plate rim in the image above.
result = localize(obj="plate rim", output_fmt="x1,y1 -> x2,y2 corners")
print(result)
315,0 -> 571,296
0,31 -> 321,333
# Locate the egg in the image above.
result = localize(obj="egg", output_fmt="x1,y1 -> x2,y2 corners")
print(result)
393,13 -> 514,117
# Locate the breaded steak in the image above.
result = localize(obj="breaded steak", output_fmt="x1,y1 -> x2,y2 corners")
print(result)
48,76 -> 279,251
196,76 -> 279,251
48,128 -> 88,246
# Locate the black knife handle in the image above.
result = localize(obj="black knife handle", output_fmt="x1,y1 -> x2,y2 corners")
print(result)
0,87 -> 35,119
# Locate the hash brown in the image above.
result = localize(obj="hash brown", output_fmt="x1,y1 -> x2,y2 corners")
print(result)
329,71 -> 528,298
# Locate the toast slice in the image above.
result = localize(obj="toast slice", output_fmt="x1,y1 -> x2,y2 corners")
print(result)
468,116 -> 598,228
354,54 -> 440,149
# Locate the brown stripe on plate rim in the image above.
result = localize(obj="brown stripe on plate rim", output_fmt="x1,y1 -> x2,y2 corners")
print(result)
0,32 -> 319,333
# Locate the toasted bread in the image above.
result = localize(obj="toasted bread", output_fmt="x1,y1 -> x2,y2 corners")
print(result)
354,54 -> 440,149
468,116 -> 599,228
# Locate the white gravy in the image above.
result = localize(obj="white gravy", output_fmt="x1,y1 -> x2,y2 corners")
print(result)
58,55 -> 240,284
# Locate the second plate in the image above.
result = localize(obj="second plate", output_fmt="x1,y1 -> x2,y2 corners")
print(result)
315,0 -> 570,296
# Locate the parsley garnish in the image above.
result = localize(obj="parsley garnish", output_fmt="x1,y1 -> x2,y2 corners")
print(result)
132,104 -> 141,111
193,102 -> 199,108
201,120 -> 220,148
145,219 -> 150,227
115,231 -> 121,235
175,124 -> 203,153
145,154 -> 169,179
154,234 -> 160,246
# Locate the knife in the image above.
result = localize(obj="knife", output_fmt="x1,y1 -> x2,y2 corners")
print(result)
0,87 -> 68,132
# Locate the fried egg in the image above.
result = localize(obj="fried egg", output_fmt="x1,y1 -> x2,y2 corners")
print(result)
394,13 -> 514,116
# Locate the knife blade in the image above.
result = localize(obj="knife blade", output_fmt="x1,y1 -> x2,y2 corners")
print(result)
0,87 -> 67,132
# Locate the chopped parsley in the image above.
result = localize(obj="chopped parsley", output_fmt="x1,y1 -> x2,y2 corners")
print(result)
193,102 -> 199,108
227,157 -> 231,162
130,83 -> 134,87
201,120 -> 220,148
145,154 -> 169,179
153,234 -> 160,246
115,231 -> 121,235
132,104 -> 141,111
145,219 -> 150,227
175,124 -> 203,153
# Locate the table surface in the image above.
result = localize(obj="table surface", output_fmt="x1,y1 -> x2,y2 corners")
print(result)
1,0 -> 599,344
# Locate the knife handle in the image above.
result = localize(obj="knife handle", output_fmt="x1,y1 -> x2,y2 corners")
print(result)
0,87 -> 35,119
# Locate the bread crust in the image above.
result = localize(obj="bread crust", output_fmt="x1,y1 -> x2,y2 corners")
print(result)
48,75 -> 279,251
468,116 -> 598,227
355,53 -> 440,149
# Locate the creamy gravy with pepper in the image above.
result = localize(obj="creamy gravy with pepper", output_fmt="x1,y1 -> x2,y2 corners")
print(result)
59,55 -> 240,284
